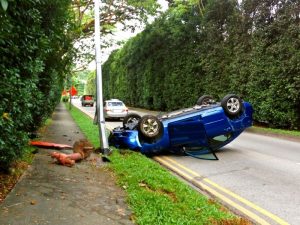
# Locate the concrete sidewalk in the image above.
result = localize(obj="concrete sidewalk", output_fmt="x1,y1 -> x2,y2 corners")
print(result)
0,103 -> 133,225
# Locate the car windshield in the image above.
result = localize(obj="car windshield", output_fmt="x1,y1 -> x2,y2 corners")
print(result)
107,102 -> 124,107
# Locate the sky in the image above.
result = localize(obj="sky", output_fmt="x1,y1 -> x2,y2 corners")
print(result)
87,0 -> 169,70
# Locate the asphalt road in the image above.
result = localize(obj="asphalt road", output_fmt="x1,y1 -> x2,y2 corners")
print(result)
71,99 -> 300,225
165,133 -> 300,225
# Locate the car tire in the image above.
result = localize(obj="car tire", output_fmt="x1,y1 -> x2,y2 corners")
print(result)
123,113 -> 141,130
138,115 -> 163,142
196,95 -> 214,106
221,94 -> 243,117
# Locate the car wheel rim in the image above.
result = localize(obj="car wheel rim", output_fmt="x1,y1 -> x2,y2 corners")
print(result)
142,118 -> 158,136
227,97 -> 240,113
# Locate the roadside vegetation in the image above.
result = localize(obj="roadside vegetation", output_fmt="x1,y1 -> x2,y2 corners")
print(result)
0,0 -> 161,171
0,0 -> 75,170
1,0 -> 299,209
68,105 -> 252,225
101,0 -> 300,130
0,118 -> 51,203
249,126 -> 300,138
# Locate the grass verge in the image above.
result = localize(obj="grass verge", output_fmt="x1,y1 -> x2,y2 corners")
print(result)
68,106 -> 251,225
248,126 -> 300,138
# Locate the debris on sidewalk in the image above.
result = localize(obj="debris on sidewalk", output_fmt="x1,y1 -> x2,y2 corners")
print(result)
50,139 -> 94,167
30,141 -> 72,149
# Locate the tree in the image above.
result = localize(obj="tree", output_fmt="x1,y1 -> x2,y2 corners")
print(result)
0,0 -> 165,169
102,0 -> 300,129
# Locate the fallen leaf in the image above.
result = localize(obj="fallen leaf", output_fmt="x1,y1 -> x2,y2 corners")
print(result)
30,200 -> 37,205
117,208 -> 126,216
139,183 -> 146,187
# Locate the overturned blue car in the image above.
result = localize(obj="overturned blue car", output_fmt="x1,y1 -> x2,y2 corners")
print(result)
109,94 -> 253,159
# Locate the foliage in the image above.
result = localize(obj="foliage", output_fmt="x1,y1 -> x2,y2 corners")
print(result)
72,71 -> 90,95
85,70 -> 96,95
0,0 -> 75,169
0,0 -> 164,169
0,0 -> 8,11
102,0 -> 300,129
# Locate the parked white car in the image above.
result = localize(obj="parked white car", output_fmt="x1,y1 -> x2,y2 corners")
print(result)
104,99 -> 128,120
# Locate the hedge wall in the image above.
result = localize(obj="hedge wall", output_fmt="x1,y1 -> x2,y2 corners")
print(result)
102,0 -> 300,129
0,0 -> 74,169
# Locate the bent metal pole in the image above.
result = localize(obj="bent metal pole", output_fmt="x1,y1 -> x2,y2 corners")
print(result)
94,0 -> 110,154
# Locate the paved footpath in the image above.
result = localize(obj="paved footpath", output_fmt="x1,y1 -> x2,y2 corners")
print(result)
0,103 -> 133,225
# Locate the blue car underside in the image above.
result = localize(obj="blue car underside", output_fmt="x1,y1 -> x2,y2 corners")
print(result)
109,98 -> 253,160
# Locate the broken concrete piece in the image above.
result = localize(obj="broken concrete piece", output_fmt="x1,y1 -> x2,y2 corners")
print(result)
50,152 -> 75,167
73,139 -> 94,159
50,139 -> 94,167
30,141 -> 72,149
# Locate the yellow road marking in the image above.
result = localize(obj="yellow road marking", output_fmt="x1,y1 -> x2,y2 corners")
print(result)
158,156 -> 289,225
154,156 -> 270,225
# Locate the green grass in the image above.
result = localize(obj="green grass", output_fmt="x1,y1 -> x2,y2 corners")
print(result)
68,106 -> 249,225
21,146 -> 35,164
67,107 -> 101,147
248,126 -> 300,137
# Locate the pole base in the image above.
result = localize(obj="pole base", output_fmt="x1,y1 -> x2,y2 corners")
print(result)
101,148 -> 112,162
94,147 -> 112,162
101,148 -> 111,155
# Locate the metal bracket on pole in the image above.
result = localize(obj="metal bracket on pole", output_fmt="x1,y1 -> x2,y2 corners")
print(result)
94,0 -> 111,156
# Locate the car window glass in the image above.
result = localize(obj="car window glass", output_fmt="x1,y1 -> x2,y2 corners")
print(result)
110,102 -> 124,107
209,134 -> 231,146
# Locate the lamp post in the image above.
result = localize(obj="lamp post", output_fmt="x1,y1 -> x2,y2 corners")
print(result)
94,0 -> 110,155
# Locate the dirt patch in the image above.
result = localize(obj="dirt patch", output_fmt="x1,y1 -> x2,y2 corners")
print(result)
0,161 -> 31,203
138,180 -> 178,202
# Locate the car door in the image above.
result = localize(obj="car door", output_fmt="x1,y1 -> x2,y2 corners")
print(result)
168,115 -> 208,148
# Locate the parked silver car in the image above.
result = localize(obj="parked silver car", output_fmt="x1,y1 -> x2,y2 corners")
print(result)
104,99 -> 128,119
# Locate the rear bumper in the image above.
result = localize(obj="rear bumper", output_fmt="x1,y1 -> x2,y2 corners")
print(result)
105,111 -> 128,118
81,101 -> 94,105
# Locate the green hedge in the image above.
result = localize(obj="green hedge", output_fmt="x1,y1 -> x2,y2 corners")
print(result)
103,0 -> 300,129
0,0 -> 74,169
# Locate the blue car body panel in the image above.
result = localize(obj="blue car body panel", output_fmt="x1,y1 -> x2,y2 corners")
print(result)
109,102 -> 253,154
